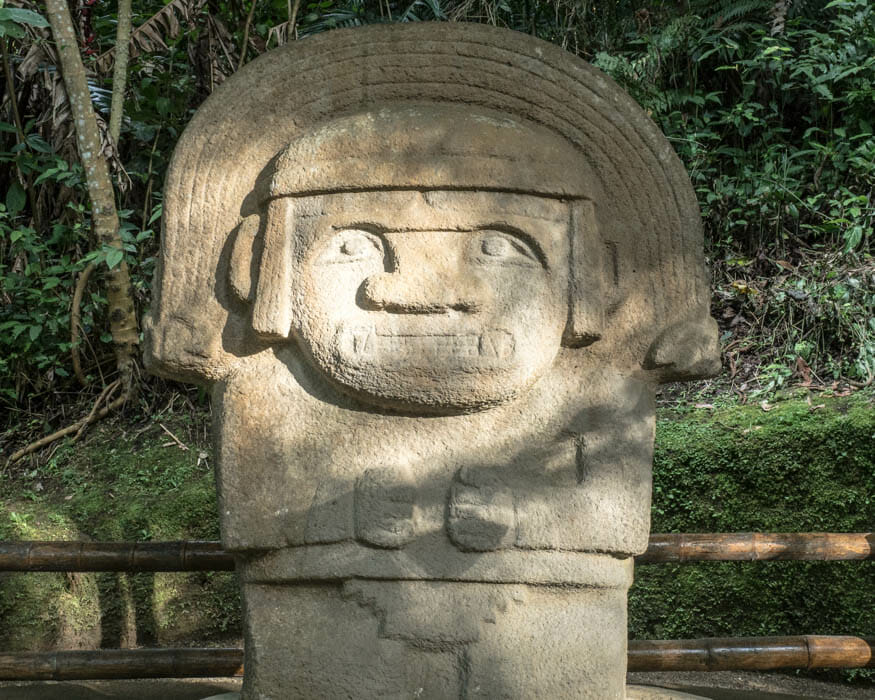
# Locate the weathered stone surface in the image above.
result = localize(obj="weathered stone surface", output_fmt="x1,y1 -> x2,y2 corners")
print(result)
242,582 -> 628,699
146,21 -> 719,700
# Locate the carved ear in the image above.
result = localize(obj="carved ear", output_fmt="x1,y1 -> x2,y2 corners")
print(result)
251,198 -> 294,340
229,215 -> 260,303
644,316 -> 722,381
563,200 -> 606,348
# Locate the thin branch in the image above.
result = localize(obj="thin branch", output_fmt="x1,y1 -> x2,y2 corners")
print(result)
73,379 -> 121,442
289,0 -> 301,39
7,386 -> 126,464
94,0 -> 189,73
237,0 -> 257,71
109,0 -> 133,144
71,262 -> 95,386
159,422 -> 189,451
1,39 -> 27,142
139,128 -> 161,230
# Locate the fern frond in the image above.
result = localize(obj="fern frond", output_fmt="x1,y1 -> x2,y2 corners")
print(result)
701,0 -> 772,27
94,0 -> 193,73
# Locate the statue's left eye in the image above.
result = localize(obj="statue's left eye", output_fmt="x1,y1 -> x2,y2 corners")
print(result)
341,235 -> 374,257
474,231 -> 538,266
319,230 -> 384,264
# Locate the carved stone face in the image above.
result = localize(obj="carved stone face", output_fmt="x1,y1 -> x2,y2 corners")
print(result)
287,190 -> 571,413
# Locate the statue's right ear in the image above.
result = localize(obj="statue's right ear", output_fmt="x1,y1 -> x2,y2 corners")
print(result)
229,214 -> 260,304
562,200 -> 607,348
228,199 -> 295,341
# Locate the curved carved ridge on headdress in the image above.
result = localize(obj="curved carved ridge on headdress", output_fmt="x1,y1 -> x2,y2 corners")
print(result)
145,23 -> 716,384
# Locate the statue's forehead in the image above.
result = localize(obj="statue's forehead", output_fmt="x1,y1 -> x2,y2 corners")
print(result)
269,105 -> 591,201
291,190 -> 574,229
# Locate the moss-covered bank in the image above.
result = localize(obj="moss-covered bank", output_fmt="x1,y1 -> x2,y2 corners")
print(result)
1,393 -> 872,681
0,415 -> 239,651
630,391 -> 874,682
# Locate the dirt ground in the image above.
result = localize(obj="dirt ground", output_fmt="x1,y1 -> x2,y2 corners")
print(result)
0,673 -> 873,699
0,678 -> 240,699
629,672 -> 875,699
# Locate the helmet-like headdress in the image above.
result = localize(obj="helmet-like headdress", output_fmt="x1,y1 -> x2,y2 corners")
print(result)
144,22 -> 718,384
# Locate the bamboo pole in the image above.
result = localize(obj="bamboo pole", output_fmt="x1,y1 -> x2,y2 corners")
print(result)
0,541 -> 234,572
0,648 -> 244,681
0,637 -> 871,680
637,532 -> 873,563
0,534 -> 871,572
626,635 -> 874,672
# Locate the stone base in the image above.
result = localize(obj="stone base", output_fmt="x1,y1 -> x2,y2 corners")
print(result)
241,580 -> 630,699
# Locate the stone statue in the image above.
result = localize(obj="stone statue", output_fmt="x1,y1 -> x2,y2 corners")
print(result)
146,22 -> 720,699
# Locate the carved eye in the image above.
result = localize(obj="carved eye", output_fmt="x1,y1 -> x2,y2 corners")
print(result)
474,231 -> 539,266
319,230 -> 384,265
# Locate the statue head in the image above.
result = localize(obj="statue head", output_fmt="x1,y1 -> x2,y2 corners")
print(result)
234,106 -> 611,411
144,24 -> 719,400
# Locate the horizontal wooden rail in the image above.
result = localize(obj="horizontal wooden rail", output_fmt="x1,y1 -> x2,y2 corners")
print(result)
637,532 -> 874,563
0,637 -> 871,680
0,533 -> 871,572
0,648 -> 244,681
0,540 -> 233,572
626,635 -> 875,672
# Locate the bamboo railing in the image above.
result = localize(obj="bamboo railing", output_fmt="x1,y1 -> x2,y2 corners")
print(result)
0,540 -> 232,572
1,533 -> 872,680
637,532 -> 874,563
0,636 -> 871,680
0,648 -> 244,681
626,635 -> 874,672
0,533 -> 871,571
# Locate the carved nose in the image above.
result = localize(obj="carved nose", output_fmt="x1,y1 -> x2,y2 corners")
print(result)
360,231 -> 488,314
361,271 -> 485,313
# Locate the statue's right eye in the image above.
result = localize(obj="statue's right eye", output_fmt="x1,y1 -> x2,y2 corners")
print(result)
318,230 -> 384,264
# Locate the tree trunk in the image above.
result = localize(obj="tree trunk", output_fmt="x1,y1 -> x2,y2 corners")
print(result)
46,0 -> 139,393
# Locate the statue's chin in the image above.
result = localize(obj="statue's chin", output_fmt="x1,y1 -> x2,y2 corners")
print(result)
317,365 -> 533,415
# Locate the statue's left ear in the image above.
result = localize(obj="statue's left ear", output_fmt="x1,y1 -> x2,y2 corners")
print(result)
644,315 -> 722,381
563,200 -> 607,348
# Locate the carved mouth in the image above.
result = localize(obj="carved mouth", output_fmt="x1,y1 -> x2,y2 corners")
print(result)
337,326 -> 515,364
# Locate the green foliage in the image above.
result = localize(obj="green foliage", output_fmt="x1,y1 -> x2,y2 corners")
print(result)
0,160 -> 89,403
592,0 -> 874,256
755,258 -> 875,385
630,392 -> 875,681
0,7 -> 49,38
586,0 -> 875,388
0,178 -> 159,406
0,111 -> 162,410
